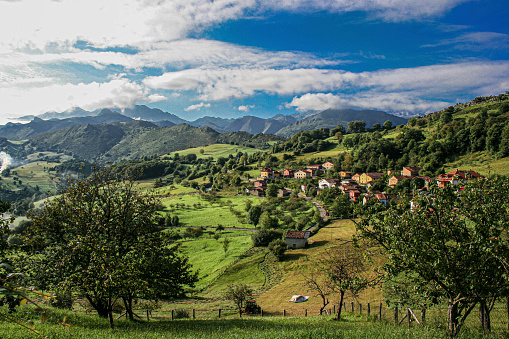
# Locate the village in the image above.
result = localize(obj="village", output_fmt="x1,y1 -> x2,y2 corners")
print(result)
246,163 -> 483,208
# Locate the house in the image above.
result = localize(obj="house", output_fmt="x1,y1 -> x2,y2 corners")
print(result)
436,169 -> 482,187
245,187 -> 265,196
285,230 -> 311,249
349,190 -> 361,201
359,172 -> 384,185
388,175 -> 408,187
318,178 -> 340,190
322,162 -> 335,170
352,173 -> 361,183
307,164 -> 322,170
339,171 -> 352,179
277,188 -> 292,198
294,169 -> 313,179
401,166 -> 422,177
254,180 -> 267,188
260,167 -> 274,179
283,169 -> 294,177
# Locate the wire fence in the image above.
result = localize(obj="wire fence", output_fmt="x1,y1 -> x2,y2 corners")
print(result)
140,299 -> 509,334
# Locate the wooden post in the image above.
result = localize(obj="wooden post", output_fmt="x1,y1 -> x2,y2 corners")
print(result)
283,309 -> 286,317
333,305 -> 336,314
407,308 -> 411,328
239,309 -> 242,318
394,305 -> 398,324
261,309 -> 263,317
421,308 -> 426,324
379,302 -> 382,320
193,309 -> 195,319
351,302 -> 354,313
368,303 -> 371,316
359,303 -> 362,315
218,309 -> 221,318
305,309 -> 307,317
147,310 -> 150,321
171,309 -> 174,320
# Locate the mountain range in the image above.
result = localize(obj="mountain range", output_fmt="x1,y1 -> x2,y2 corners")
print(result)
6,105 -> 407,141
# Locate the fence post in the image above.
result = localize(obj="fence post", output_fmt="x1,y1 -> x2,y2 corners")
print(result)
407,308 -> 411,328
368,303 -> 371,316
193,309 -> 195,319
147,310 -> 150,321
351,302 -> 354,313
218,309 -> 221,318
421,308 -> 426,324
359,303 -> 362,315
261,309 -> 263,317
394,305 -> 398,324
305,309 -> 307,317
171,309 -> 174,321
379,302 -> 383,320
283,309 -> 286,317
333,305 -> 336,314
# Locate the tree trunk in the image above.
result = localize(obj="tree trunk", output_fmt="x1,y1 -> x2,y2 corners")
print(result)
335,291 -> 345,320
85,295 -> 109,318
123,294 -> 134,321
448,301 -> 460,336
479,299 -> 491,331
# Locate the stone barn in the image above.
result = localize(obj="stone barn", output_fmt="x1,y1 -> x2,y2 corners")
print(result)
285,231 -> 311,249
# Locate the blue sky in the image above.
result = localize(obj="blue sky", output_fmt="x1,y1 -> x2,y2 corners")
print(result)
0,0 -> 508,125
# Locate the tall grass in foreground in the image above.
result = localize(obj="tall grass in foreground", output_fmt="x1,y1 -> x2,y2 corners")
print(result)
0,306 -> 503,339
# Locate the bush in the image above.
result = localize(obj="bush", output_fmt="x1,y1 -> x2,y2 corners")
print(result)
251,229 -> 284,247
50,289 -> 74,310
173,308 -> 190,319
268,239 -> 287,261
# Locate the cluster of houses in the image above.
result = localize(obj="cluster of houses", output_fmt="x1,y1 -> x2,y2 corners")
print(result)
246,162 -> 483,207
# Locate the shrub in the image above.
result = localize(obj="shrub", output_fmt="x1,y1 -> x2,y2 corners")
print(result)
251,229 -> 284,247
173,309 -> 190,319
268,239 -> 287,261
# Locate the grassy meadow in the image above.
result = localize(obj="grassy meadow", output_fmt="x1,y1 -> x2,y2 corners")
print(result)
166,144 -> 263,160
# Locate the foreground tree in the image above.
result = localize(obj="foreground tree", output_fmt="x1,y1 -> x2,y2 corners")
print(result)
25,167 -> 197,328
224,284 -> 253,315
356,176 -> 509,336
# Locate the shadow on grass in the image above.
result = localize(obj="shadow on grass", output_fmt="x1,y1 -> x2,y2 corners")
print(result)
283,252 -> 307,261
308,240 -> 329,248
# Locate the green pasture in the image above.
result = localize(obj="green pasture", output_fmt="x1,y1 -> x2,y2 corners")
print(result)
160,194 -> 261,229
180,235 -> 254,291
445,152 -> 509,176
8,160 -> 60,192
166,144 -> 263,160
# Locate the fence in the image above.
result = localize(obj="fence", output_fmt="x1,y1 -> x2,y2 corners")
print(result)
136,299 -> 509,334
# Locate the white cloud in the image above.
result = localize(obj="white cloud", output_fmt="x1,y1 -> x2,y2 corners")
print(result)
237,105 -> 255,112
286,92 -> 450,114
185,102 -> 211,111
422,32 -> 509,50
0,78 -> 154,123
0,0 -> 466,56
145,61 -> 509,108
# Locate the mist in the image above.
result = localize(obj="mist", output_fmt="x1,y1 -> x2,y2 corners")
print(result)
0,151 -> 13,173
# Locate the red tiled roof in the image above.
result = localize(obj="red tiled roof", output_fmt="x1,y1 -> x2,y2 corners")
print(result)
285,231 -> 311,239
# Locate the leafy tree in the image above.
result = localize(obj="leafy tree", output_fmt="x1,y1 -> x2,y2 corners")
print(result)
266,183 -> 278,198
25,168 -> 197,328
224,284 -> 253,315
268,239 -> 287,261
247,205 -> 262,226
382,120 -> 393,130
355,177 -> 509,336
223,237 -> 230,254
259,211 -> 279,229
330,195 -> 352,219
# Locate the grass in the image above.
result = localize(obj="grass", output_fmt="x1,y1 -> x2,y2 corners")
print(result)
0,305 -> 496,339
444,152 -> 509,176
180,235 -> 254,291
165,144 -> 263,160
160,194 -> 260,229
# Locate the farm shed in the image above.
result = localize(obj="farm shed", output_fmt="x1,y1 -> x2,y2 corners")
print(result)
285,230 -> 311,249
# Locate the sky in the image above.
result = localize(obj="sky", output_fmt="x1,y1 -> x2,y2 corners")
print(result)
0,0 -> 508,125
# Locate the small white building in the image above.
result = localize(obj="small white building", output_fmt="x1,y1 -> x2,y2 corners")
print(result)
285,230 -> 311,249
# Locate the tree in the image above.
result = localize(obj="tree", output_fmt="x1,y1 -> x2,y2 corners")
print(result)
224,284 -> 253,315
223,237 -> 230,254
268,239 -> 287,261
355,177 -> 509,336
248,205 -> 262,226
25,167 -> 197,328
251,228 -> 284,247
383,120 -> 393,130
266,183 -> 278,198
